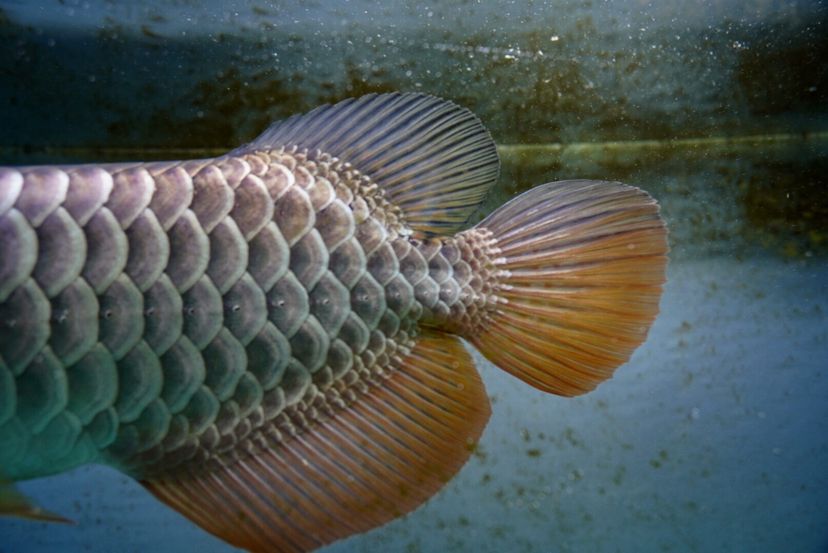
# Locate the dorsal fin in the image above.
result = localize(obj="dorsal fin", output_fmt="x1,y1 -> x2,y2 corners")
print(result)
233,93 -> 500,235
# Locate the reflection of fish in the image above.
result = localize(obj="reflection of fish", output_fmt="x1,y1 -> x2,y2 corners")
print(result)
0,93 -> 667,551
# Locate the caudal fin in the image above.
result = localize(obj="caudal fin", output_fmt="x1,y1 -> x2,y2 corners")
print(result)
468,180 -> 668,396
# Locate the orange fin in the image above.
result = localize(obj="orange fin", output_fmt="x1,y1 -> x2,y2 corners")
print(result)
0,480 -> 72,523
469,179 -> 668,396
143,332 -> 490,553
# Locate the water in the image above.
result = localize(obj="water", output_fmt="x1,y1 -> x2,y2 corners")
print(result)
2,1 -> 827,552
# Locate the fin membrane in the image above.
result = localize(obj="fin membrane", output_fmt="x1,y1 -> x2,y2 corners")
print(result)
470,179 -> 668,396
0,480 -> 71,523
235,93 -> 500,235
143,332 -> 490,553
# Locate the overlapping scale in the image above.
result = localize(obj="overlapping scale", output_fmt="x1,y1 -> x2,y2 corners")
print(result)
223,273 -> 267,345
191,165 -> 234,233
160,336 -> 205,414
247,222 -> 289,291
33,208 -> 86,298
2,145 -> 426,487
98,275 -> 144,360
289,316 -> 330,374
64,344 -> 118,425
15,347 -> 67,434
49,278 -> 98,366
63,167 -> 113,226
290,229 -> 329,289
15,167 -> 68,226
107,167 -> 154,229
0,168 -> 23,217
203,328 -> 247,402
231,174 -> 273,239
207,218 -> 248,294
266,272 -> 308,338
142,275 -> 183,356
309,272 -> 351,336
245,322 -> 289,392
125,210 -> 169,292
0,209 -> 37,301
114,341 -> 162,424
148,166 -> 193,230
166,210 -> 209,293
0,279 -> 51,376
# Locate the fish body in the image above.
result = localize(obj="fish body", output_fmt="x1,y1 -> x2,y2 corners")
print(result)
0,93 -> 668,551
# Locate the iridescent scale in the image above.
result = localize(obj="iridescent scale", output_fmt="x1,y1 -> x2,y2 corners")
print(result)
0,148 -> 494,479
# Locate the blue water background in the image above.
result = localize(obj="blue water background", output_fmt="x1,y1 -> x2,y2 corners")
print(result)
1,1 -> 826,551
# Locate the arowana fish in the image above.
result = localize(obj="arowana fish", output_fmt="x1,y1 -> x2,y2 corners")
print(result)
0,93 -> 668,552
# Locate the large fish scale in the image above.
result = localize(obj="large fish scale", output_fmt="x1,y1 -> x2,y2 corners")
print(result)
0,148 -> 439,479
1,93 -> 667,552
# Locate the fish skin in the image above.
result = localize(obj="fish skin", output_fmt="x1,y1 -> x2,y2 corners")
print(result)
0,146 -> 458,479
0,93 -> 668,551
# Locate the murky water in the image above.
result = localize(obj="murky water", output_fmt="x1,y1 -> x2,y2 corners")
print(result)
1,1 -> 826,552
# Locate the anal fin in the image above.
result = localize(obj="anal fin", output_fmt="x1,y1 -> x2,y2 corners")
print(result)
0,480 -> 71,523
143,332 -> 490,553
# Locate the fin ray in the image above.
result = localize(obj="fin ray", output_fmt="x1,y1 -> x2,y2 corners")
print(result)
468,179 -> 668,396
235,93 -> 500,235
0,480 -> 72,524
143,332 -> 490,553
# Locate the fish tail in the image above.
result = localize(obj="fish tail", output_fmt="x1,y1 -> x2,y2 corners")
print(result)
460,179 -> 668,396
